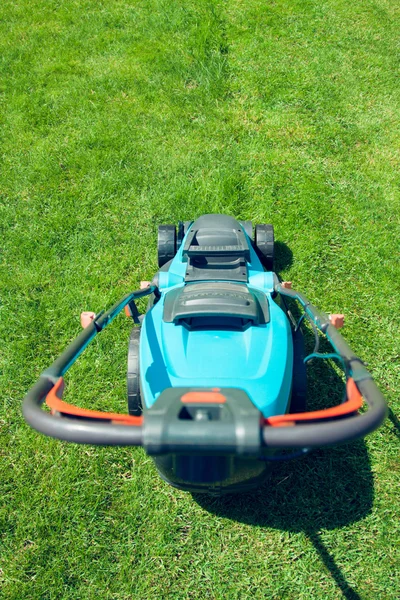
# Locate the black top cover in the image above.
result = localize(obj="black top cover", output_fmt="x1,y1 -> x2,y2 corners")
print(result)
163,282 -> 269,327
183,214 -> 251,282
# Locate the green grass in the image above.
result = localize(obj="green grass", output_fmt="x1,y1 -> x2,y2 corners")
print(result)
1,0 -> 399,598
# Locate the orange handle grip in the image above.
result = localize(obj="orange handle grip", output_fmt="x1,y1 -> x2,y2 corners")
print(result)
265,378 -> 363,427
46,378 -> 143,426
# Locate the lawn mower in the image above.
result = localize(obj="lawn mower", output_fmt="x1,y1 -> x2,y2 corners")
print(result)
23,214 -> 387,494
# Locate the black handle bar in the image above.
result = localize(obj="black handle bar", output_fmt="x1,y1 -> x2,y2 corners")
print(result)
23,283 -> 387,451
263,282 -> 387,448
23,286 -> 157,446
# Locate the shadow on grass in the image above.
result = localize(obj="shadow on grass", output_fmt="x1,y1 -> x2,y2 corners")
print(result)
387,407 -> 400,441
274,240 -> 293,272
190,240 -> 379,598
195,440 -> 371,600
194,326 -> 372,600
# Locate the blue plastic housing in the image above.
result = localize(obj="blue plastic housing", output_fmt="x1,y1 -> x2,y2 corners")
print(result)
140,227 -> 293,418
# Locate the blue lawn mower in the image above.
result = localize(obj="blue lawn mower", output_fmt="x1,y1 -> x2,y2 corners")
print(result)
23,215 -> 387,494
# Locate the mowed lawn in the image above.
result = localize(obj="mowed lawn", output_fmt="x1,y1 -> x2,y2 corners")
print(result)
1,0 -> 399,598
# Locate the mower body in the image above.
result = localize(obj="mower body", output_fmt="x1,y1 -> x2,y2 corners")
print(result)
23,214 -> 387,496
137,215 -> 299,493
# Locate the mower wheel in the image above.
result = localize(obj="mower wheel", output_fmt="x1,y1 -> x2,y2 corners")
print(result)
254,224 -> 274,271
290,327 -> 307,413
177,221 -> 191,249
158,225 -> 177,268
127,327 -> 142,416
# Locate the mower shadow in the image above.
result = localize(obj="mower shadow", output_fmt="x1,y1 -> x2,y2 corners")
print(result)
194,349 -> 373,600
193,438 -> 373,528
274,240 -> 293,272
388,407 -> 400,441
194,444 -> 372,600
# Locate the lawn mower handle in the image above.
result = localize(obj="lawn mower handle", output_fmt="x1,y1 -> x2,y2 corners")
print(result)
23,376 -> 144,446
261,283 -> 388,448
22,286 -> 158,446
23,284 -> 387,451
262,377 -> 386,448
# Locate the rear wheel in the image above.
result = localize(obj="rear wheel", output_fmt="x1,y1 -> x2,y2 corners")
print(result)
177,221 -> 191,249
254,224 -> 274,271
158,225 -> 177,268
127,327 -> 142,416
